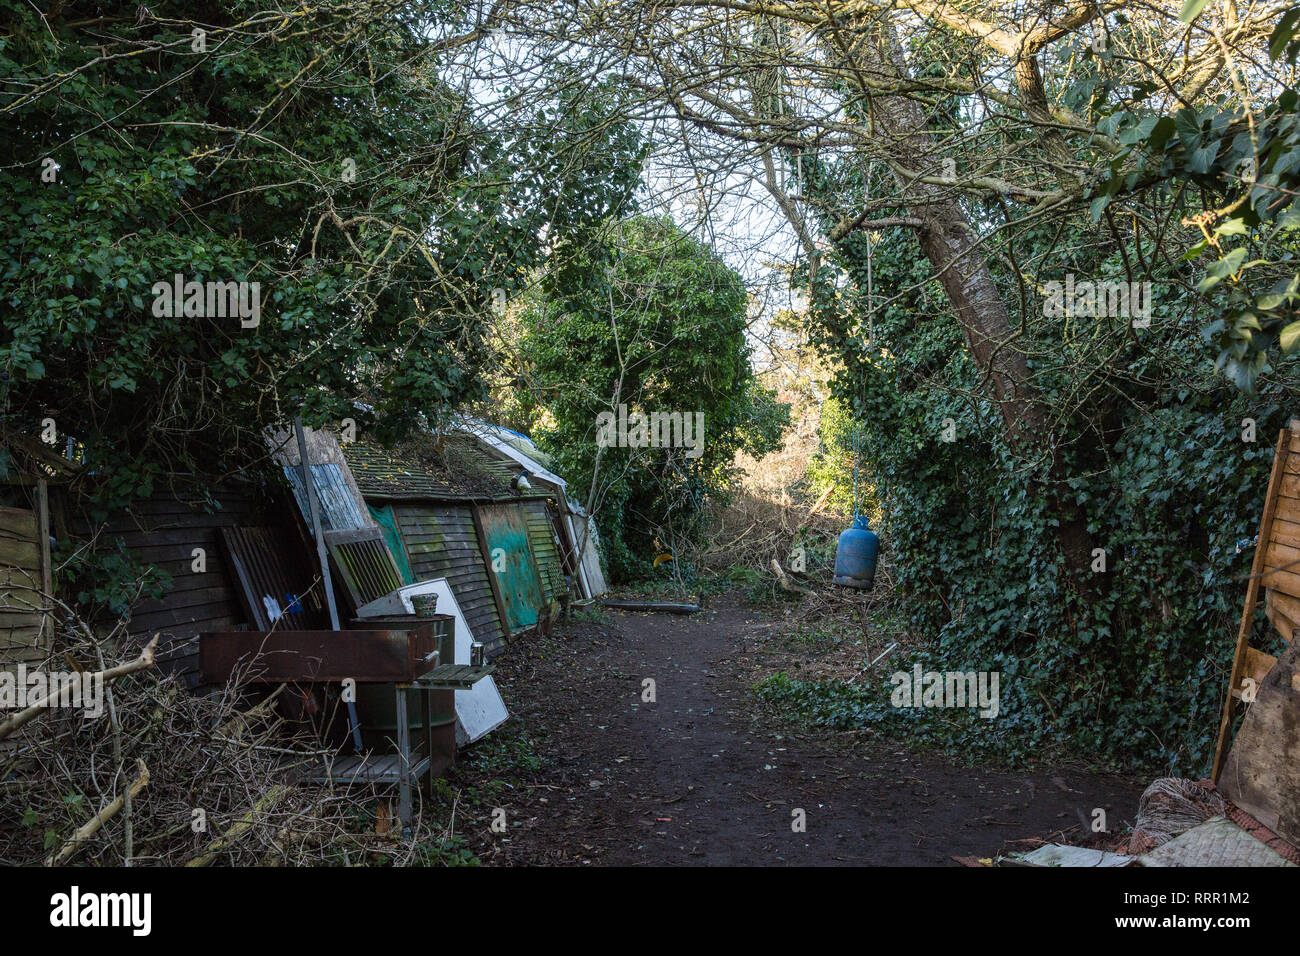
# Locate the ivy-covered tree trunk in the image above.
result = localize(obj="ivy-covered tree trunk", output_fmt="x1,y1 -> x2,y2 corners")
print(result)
850,21 -> 1098,582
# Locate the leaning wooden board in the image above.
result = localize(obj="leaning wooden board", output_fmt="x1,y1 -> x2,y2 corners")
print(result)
0,500 -> 49,664
0,494 -> 52,756
1213,421 -> 1300,781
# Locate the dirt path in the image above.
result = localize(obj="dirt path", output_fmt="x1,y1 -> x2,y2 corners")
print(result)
451,593 -> 1147,865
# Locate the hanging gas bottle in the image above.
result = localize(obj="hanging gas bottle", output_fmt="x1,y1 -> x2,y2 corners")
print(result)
833,514 -> 879,590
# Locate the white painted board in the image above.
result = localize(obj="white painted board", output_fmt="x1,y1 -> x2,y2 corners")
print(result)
1018,844 -> 1133,867
569,512 -> 607,597
389,579 -> 509,746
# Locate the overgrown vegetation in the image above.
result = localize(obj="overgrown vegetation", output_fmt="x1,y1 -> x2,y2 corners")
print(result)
0,615 -> 457,866
512,216 -> 788,580
765,9 -> 1300,774
0,0 -> 641,537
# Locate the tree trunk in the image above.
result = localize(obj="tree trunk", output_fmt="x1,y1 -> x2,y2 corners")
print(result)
848,20 -> 1097,582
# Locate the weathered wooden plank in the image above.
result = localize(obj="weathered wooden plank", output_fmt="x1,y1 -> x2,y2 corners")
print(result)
133,586 -> 236,616
0,605 -> 46,625
80,507 -> 253,533
523,501 -> 564,602
126,600 -> 243,632
138,570 -> 234,595
0,497 -> 47,664
142,623 -> 228,646
0,540 -> 41,569
106,542 -> 224,566
1264,539 -> 1300,573
0,629 -> 47,650
0,641 -> 49,662
394,503 -> 508,653
1270,517 -> 1300,550
1261,565 -> 1300,598
120,499 -> 253,519
1279,471 -> 1300,502
37,479 -> 52,644
76,483 -> 255,512
93,528 -> 224,550
0,566 -> 42,588
0,621 -> 46,642
1274,496 -> 1300,527
1268,589 -> 1300,628
0,507 -> 38,538
1230,646 -> 1279,698
1265,591 -> 1295,643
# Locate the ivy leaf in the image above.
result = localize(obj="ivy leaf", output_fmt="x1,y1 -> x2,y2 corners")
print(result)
1270,8 -> 1300,60
1187,144 -> 1218,175
1214,218 -> 1247,238
1118,116 -> 1158,146
1146,116 -> 1178,155
1280,319 -> 1300,353
1180,0 -> 1211,23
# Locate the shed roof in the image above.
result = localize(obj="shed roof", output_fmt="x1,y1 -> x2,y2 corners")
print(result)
455,419 -> 568,499
344,433 -> 547,502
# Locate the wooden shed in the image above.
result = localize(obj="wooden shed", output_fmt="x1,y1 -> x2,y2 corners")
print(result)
68,474 -> 321,685
342,433 -> 567,656
0,430 -> 315,688
2,420 -> 587,687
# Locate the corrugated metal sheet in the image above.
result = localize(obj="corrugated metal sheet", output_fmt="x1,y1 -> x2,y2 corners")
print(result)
569,512 -> 607,597
218,525 -> 328,630
393,504 -> 508,655
283,462 -> 366,530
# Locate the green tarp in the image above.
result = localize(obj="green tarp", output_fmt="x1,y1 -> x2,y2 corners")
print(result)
368,502 -> 415,585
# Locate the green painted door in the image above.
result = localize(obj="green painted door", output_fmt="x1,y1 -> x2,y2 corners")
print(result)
477,504 -> 544,630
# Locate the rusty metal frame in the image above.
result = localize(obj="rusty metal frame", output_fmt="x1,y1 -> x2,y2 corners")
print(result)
198,626 -> 440,684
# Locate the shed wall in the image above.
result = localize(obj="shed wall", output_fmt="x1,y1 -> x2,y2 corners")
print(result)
392,503 -> 508,656
70,483 -> 262,684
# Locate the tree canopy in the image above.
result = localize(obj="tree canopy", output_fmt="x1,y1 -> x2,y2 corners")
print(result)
515,215 -> 788,579
1,1 -> 642,511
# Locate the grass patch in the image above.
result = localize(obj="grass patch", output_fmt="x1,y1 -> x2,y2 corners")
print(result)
750,663 -> 1071,769
725,566 -> 803,607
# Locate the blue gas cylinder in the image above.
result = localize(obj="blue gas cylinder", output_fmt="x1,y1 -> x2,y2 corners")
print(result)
833,515 -> 879,590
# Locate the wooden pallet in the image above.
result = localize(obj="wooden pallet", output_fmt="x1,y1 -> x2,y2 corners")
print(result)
1212,421 -> 1300,780
325,526 -> 404,617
